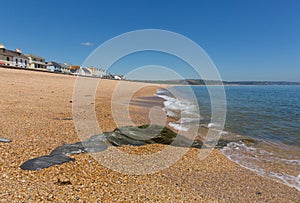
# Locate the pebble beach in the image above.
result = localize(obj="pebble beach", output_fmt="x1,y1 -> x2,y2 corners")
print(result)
0,68 -> 299,202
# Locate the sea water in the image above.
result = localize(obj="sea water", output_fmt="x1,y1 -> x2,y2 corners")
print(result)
155,85 -> 300,191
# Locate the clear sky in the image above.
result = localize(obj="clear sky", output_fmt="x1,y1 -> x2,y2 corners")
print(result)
1,0 -> 300,81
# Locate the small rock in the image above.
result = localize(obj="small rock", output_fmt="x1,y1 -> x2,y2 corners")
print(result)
20,154 -> 75,170
61,118 -> 73,121
55,178 -> 72,186
50,142 -> 85,155
82,140 -> 108,153
110,124 -> 202,148
0,138 -> 12,143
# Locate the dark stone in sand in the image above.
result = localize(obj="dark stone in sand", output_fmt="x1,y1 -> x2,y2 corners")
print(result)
0,138 -> 12,143
86,133 -> 107,142
25,124 -> 258,170
21,139 -> 107,170
50,140 -> 108,155
53,118 -> 73,121
61,118 -> 73,121
55,179 -> 72,186
105,131 -> 148,146
114,125 -> 165,141
81,140 -> 108,153
20,154 -> 75,170
110,124 -> 203,148
50,142 -> 85,155
241,138 -> 257,146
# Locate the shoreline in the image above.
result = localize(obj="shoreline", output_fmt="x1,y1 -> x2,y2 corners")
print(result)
0,68 -> 299,202
155,85 -> 300,191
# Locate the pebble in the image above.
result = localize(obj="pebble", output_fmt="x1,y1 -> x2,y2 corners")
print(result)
0,137 -> 12,143
20,154 -> 75,170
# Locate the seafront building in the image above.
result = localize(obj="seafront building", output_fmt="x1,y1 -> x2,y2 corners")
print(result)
69,65 -> 106,77
47,61 -> 70,73
61,63 -> 71,74
25,54 -> 48,70
69,65 -> 80,75
0,44 -> 29,68
0,44 -> 115,79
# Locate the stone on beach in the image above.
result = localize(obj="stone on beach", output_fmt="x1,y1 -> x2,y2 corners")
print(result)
50,140 -> 108,155
21,139 -> 108,170
0,137 -> 12,143
212,137 -> 257,149
20,124 -> 257,170
50,142 -> 85,155
110,124 -> 256,149
112,124 -> 203,148
20,154 -> 75,170
81,140 -> 108,153
105,131 -> 148,146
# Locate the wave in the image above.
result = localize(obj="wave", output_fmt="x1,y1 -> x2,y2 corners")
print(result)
222,141 -> 300,191
168,122 -> 189,131
208,122 -> 220,128
269,173 -> 300,191
155,89 -> 201,131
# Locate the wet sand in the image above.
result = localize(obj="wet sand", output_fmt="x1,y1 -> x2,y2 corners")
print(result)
0,68 -> 299,202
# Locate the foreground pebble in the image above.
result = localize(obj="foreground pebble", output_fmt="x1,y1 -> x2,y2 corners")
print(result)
20,154 -> 75,170
0,137 -> 12,143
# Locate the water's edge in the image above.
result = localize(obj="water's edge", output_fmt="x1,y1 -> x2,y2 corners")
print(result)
155,87 -> 300,191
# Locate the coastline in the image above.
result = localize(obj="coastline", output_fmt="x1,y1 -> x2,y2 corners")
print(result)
0,68 -> 299,202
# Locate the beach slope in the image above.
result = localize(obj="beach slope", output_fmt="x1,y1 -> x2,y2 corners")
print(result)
0,68 -> 299,202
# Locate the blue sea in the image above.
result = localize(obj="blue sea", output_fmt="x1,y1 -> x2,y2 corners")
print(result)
155,85 -> 300,191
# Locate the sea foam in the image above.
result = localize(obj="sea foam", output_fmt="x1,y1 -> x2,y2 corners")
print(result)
222,141 -> 300,191
155,89 -> 201,132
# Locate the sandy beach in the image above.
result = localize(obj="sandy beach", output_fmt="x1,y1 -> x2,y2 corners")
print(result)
0,68 -> 299,202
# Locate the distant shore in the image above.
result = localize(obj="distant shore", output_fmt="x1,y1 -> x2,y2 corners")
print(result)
0,68 -> 299,202
128,79 -> 300,86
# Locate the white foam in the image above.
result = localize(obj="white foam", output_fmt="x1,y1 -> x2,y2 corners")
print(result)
156,89 -> 168,95
272,158 -> 300,165
163,99 -> 187,111
169,122 -> 189,131
269,172 -> 300,191
208,123 -> 220,128
156,90 -> 202,132
163,109 -> 178,118
214,129 -> 228,136
156,90 -> 201,130
222,141 -> 300,191
222,145 -> 267,176
179,117 -> 201,124
156,94 -> 194,112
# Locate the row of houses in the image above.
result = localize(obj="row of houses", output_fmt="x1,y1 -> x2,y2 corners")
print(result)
0,44 -> 106,78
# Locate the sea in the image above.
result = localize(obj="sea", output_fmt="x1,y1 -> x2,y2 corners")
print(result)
155,85 -> 300,191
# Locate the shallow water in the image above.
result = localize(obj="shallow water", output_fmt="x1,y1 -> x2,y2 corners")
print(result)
155,85 -> 300,191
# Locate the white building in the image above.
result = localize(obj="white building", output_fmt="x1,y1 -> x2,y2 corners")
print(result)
0,44 -> 29,68
25,54 -> 48,70
47,61 -> 69,73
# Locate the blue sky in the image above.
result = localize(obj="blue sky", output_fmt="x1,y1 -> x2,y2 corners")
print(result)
1,0 -> 300,81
